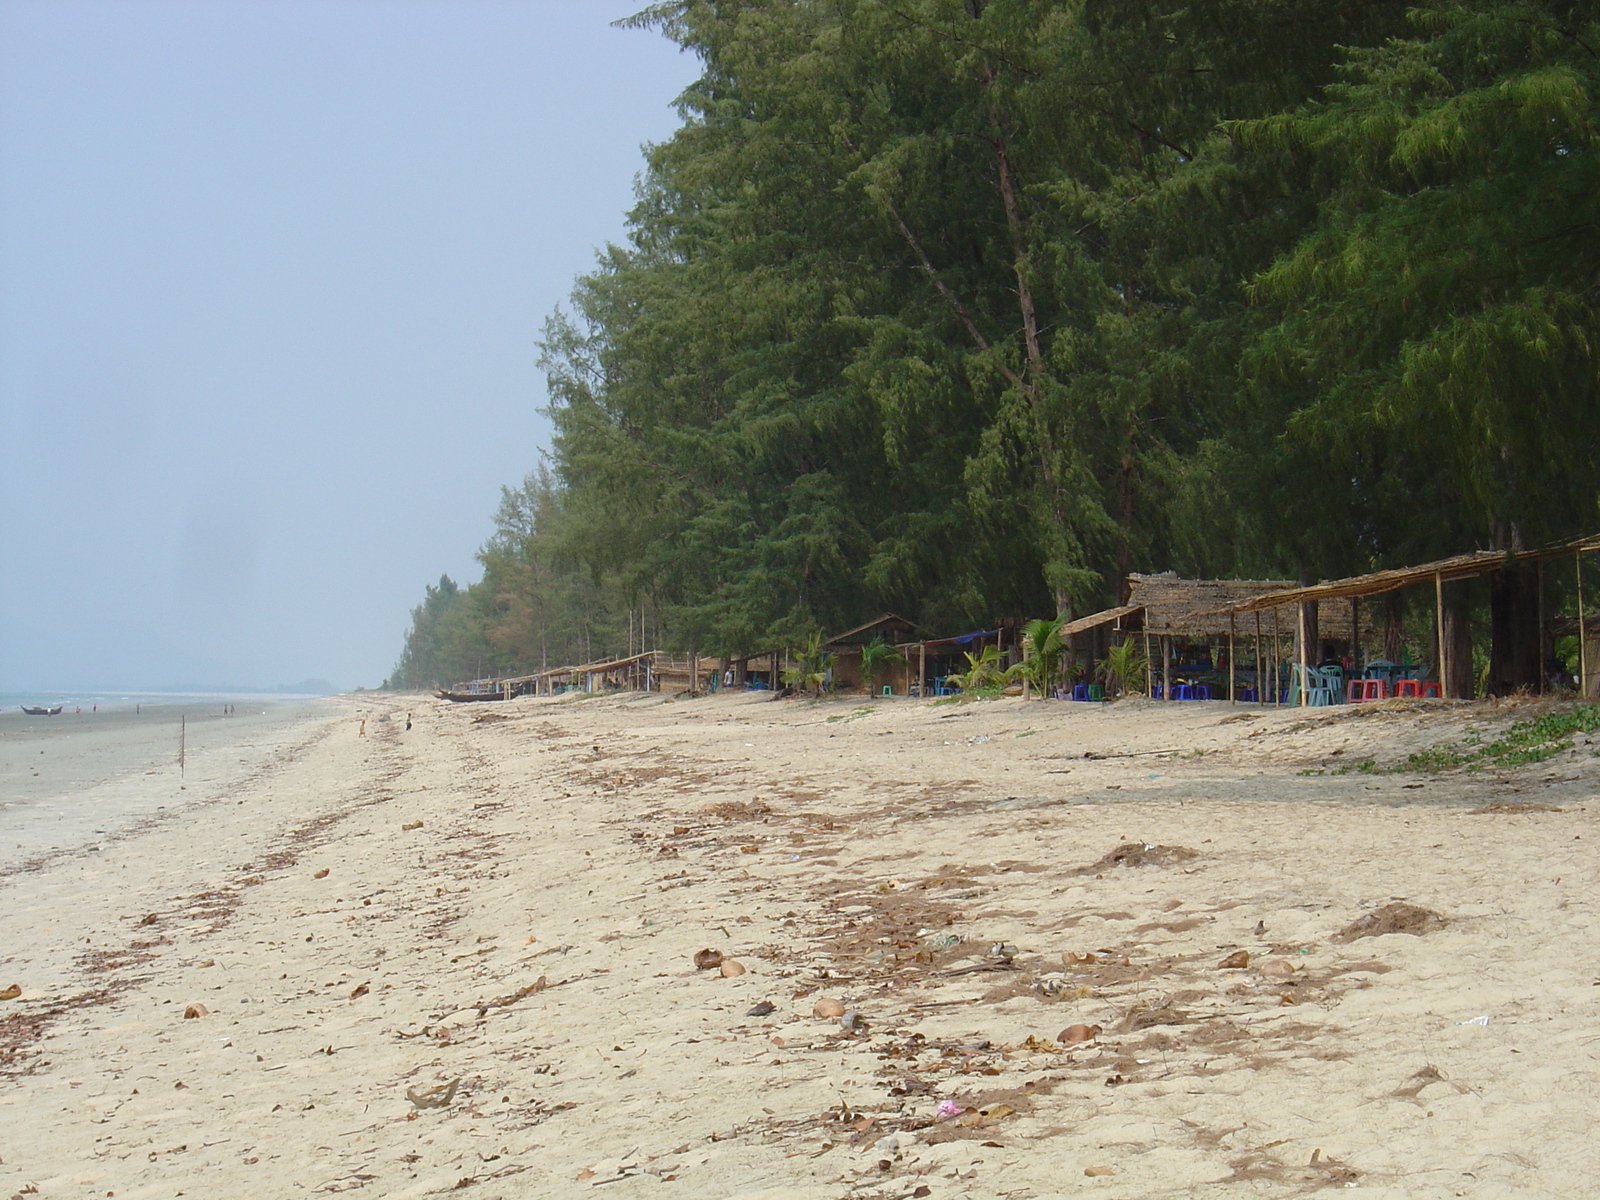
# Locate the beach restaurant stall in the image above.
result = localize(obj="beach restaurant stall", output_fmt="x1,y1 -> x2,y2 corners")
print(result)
1059,574 -> 1372,701
1056,576 -> 1331,700
717,648 -> 786,691
1222,534 -> 1600,706
823,614 -> 921,693
896,626 -> 1005,696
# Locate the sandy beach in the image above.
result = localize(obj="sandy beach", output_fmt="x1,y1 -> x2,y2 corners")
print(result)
2,689 -> 1597,1199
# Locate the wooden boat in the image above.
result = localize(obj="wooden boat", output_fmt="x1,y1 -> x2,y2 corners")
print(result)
434,687 -> 508,703
20,705 -> 63,716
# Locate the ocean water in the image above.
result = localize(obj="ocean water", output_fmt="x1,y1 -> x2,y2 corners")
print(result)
0,694 -> 334,874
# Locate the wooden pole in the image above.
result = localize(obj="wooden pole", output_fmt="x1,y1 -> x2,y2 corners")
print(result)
1162,635 -> 1172,701
1351,595 -> 1361,670
1143,631 -> 1153,697
919,642 -> 927,698
1272,606 -> 1280,704
1254,610 -> 1263,705
1578,551 -> 1589,698
1228,613 -> 1236,704
1435,572 -> 1447,697
1537,562 -> 1547,695
1297,602 -> 1309,707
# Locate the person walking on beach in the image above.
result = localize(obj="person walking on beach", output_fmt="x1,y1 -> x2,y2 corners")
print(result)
359,718 -> 366,737
405,713 -> 412,731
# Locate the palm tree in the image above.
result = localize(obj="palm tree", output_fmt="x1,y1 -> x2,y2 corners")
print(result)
1007,616 -> 1066,695
945,643 -> 1007,691
1096,638 -> 1149,698
859,635 -> 908,694
781,631 -> 835,695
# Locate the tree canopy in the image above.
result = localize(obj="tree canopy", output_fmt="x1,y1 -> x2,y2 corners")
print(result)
388,0 -> 1599,687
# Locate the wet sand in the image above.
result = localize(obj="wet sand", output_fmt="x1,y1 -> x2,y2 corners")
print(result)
0,690 -> 1597,1198
0,698 -> 327,872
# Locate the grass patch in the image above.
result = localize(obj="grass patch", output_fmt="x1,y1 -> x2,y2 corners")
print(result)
826,706 -> 876,724
1404,703 -> 1600,773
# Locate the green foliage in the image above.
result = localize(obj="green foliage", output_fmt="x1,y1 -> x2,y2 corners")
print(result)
946,644 -> 1007,691
859,635 -> 908,689
1096,638 -> 1150,699
1405,703 -> 1600,772
1007,616 -> 1066,693
391,0 -> 1600,681
781,631 -> 836,695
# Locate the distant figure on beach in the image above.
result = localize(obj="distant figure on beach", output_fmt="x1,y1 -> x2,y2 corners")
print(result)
136,703 -> 140,714
405,713 -> 412,731
359,718 -> 366,737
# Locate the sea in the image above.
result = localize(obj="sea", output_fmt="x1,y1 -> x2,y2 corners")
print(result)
0,692 -> 335,874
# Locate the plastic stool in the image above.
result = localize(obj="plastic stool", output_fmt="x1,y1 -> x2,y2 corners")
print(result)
1151,684 -> 1164,699
1394,679 -> 1422,698
1172,684 -> 1195,701
1072,683 -> 1090,701
1240,686 -> 1257,702
1421,681 -> 1442,698
1348,678 -> 1386,702
1195,684 -> 1212,700
1087,684 -> 1104,701
881,685 -> 893,696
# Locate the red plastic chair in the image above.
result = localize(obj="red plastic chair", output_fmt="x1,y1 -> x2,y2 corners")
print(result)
1421,681 -> 1442,698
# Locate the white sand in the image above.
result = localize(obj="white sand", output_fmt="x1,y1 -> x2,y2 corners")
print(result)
1,690 -> 1597,1198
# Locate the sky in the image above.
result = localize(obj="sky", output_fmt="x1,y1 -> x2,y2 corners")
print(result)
0,0 -> 699,692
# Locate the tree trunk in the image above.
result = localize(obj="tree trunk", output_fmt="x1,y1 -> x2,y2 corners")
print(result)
1443,591 -> 1474,699
1488,563 -> 1541,695
1382,592 -> 1404,662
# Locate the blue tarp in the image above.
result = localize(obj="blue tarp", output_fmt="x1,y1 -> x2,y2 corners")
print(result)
944,629 -> 999,645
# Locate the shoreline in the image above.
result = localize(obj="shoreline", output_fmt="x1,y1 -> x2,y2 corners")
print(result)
0,696 -> 337,875
1,690 -> 1595,1197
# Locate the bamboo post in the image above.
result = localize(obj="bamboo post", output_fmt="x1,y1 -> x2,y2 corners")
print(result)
690,652 -> 698,696
1578,551 -> 1589,698
1351,595 -> 1361,670
1228,615 -> 1236,703
919,642 -> 927,698
1144,631 -> 1153,697
1435,572 -> 1447,697
1162,635 -> 1172,701
1297,602 -> 1308,707
1273,606 -> 1282,704
1253,610 -> 1263,705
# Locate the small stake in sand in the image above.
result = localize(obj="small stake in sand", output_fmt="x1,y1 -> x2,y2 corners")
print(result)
179,714 -> 186,787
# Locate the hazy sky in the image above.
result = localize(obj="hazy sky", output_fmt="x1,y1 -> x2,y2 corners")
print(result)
0,0 -> 697,692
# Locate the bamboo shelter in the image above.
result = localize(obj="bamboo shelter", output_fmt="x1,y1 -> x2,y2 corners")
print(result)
1224,534 -> 1600,705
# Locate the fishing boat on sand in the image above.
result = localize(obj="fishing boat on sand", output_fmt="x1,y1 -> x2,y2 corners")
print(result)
20,705 -> 64,716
